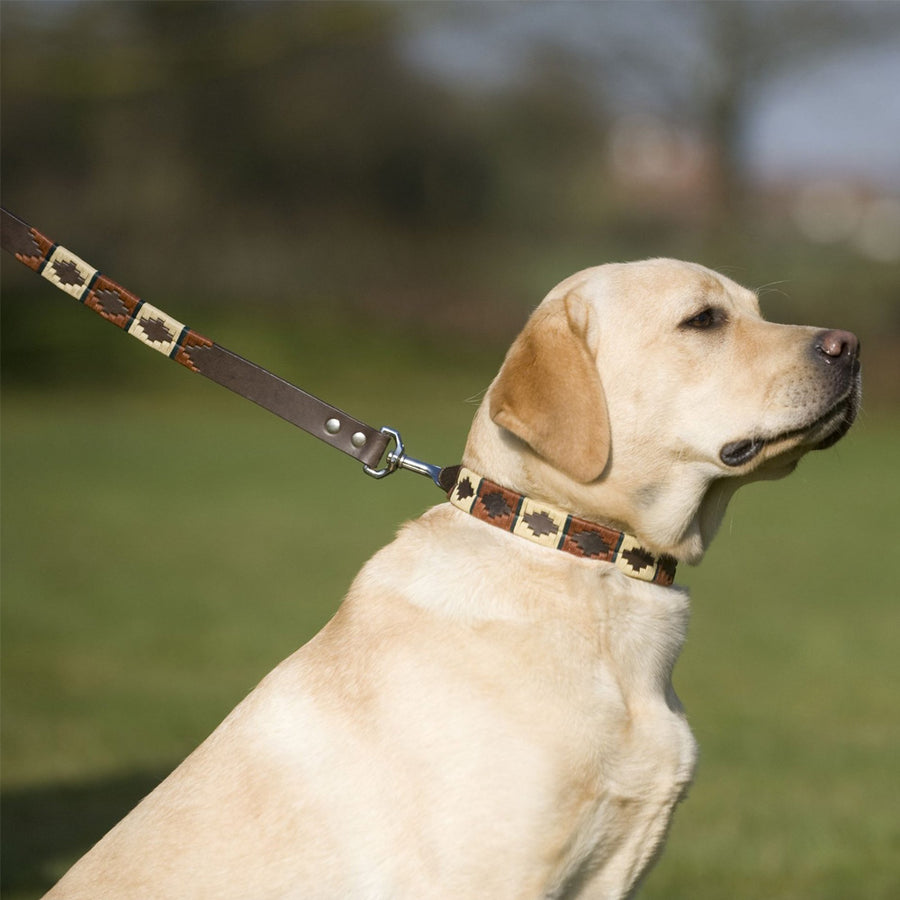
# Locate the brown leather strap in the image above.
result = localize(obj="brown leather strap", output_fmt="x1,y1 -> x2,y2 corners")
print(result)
1,207 -> 390,469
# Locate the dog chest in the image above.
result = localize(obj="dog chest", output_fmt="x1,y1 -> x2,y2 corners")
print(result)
540,699 -> 697,898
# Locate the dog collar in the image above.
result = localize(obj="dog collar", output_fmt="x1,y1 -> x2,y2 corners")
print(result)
447,467 -> 677,586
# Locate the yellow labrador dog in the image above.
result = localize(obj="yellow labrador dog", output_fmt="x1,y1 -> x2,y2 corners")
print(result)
47,259 -> 860,899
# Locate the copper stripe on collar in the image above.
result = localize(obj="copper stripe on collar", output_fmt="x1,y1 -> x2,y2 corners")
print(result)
448,468 -> 677,586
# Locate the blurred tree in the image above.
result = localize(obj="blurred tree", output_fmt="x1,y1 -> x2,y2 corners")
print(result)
570,0 -> 900,226
1,0 -> 606,306
1,0 -> 898,400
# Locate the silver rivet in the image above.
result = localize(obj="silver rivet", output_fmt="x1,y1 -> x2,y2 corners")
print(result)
351,431 -> 367,448
324,418 -> 341,434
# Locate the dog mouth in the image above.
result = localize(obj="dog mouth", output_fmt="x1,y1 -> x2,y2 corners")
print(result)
719,374 -> 861,469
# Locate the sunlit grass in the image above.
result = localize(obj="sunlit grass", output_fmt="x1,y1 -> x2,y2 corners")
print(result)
2,361 -> 897,897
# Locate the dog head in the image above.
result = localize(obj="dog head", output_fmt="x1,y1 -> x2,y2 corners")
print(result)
464,259 -> 861,563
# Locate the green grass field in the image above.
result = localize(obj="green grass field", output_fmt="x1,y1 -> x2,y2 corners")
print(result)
2,339 -> 898,897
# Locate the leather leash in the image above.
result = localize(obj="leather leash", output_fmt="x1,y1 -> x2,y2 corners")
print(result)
1,208 -> 457,492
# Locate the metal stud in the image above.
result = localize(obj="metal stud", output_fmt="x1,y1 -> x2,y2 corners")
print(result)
324,418 -> 341,434
351,431 -> 367,448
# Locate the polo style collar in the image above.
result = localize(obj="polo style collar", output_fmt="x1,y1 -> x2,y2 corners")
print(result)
448,467 -> 677,586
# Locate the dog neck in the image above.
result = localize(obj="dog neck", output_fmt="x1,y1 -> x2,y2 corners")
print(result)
448,467 -> 677,587
462,402 -> 739,565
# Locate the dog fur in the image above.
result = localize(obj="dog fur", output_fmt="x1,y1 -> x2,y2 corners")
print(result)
45,259 -> 860,899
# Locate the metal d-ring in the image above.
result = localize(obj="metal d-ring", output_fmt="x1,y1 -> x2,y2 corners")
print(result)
363,426 -> 404,479
363,426 -> 446,488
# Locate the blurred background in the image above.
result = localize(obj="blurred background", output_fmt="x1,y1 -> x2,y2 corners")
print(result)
2,2 -> 898,897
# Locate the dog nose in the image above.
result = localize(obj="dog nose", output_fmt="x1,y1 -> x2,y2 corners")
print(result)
815,329 -> 860,365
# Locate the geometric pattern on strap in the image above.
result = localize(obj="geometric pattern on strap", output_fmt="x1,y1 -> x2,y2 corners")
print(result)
0,208 -> 391,469
11,215 -> 214,370
448,467 -> 677,586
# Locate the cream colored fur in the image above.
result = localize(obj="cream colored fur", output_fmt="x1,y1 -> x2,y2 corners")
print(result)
45,259 -> 859,899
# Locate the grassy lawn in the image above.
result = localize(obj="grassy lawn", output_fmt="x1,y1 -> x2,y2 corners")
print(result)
2,341 -> 898,896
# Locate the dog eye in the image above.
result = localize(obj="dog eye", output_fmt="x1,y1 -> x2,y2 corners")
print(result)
681,308 -> 719,330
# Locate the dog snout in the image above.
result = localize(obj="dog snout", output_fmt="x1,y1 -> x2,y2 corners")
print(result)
814,329 -> 860,369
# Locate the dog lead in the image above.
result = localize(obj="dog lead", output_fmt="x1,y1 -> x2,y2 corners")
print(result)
0,207 -> 458,490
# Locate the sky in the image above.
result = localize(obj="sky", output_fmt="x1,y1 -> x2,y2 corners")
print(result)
399,2 -> 900,192
745,42 -> 900,190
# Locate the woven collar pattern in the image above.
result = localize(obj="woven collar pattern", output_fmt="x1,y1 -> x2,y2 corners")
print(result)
448,467 -> 677,586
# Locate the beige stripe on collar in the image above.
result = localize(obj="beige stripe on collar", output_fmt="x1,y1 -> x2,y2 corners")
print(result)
448,467 -> 677,586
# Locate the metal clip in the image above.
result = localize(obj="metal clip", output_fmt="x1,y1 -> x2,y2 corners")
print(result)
363,426 -> 446,488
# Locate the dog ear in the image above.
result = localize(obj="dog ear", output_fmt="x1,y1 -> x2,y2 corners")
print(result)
489,295 -> 610,483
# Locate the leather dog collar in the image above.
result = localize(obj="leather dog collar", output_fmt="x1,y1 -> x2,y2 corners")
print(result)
448,467 -> 677,586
